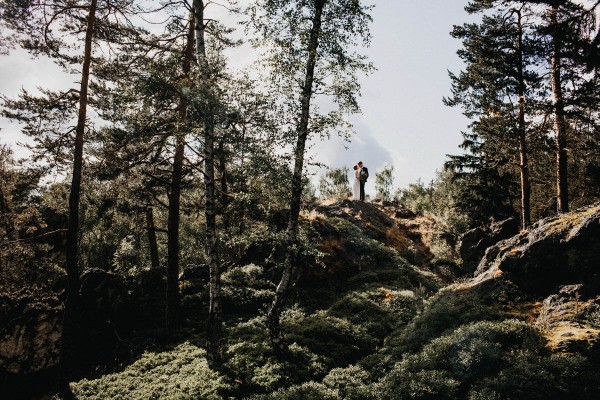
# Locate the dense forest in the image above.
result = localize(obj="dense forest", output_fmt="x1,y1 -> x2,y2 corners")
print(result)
1,0 -> 599,399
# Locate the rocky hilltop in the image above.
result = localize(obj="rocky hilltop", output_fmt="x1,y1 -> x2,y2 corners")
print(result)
1,201 -> 600,399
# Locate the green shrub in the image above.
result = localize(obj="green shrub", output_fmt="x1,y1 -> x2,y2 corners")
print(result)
225,340 -> 326,394
221,264 -> 274,315
328,289 -> 420,338
399,320 -> 542,381
224,317 -> 327,395
471,352 -> 600,400
71,341 -> 228,399
371,320 -> 596,400
251,381 -> 337,400
283,308 -> 378,368
322,365 -> 373,399
383,286 -> 509,356
376,369 -> 461,400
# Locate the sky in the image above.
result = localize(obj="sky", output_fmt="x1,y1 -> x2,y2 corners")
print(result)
311,0 -> 477,191
0,0 -> 478,193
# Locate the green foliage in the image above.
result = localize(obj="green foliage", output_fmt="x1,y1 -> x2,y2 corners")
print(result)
224,317 -> 327,394
397,170 -> 470,233
396,169 -> 471,260
221,264 -> 274,315
396,178 -> 434,215
0,145 -> 64,297
246,0 -> 374,145
319,167 -> 351,200
372,320 -> 558,400
252,381 -> 337,400
375,284 -> 519,364
375,165 -> 394,201
328,289 -> 419,338
71,341 -> 229,400
469,352 -> 600,400
283,308 -> 377,368
376,369 -> 461,400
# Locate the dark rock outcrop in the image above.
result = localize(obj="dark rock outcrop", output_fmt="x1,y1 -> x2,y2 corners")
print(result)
452,203 -> 600,357
473,203 -> 600,296
535,284 -> 600,355
459,217 -> 519,274
0,295 -> 63,399
0,296 -> 63,375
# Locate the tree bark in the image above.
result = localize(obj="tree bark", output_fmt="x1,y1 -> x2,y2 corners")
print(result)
218,139 -> 230,233
166,10 -> 195,336
516,10 -> 531,229
60,0 -> 98,391
146,206 -> 160,269
193,0 -> 223,367
266,0 -> 326,355
550,3 -> 569,213
166,139 -> 184,334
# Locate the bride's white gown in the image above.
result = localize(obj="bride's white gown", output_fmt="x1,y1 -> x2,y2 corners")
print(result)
352,170 -> 360,200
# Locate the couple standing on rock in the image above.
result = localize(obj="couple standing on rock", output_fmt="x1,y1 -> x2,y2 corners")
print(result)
352,161 -> 369,201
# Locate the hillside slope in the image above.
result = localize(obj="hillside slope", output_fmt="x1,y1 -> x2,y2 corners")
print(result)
3,201 -> 599,399
71,201 -> 600,399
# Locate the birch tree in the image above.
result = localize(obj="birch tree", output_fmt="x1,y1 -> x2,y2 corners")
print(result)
247,0 -> 373,354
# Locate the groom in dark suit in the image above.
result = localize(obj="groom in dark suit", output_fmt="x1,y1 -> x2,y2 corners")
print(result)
358,161 -> 368,201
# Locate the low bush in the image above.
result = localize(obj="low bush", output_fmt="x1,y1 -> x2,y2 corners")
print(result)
224,317 -> 326,395
283,308 -> 377,369
370,319 -> 600,400
382,283 -> 518,357
328,288 -> 420,338
221,264 -> 274,315
71,341 -> 228,400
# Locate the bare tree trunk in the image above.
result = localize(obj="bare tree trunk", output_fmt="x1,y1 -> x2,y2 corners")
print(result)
266,0 -> 326,356
516,10 -> 531,229
166,139 -> 183,334
166,10 -> 195,336
60,0 -> 97,391
205,114 -> 222,366
550,3 -> 569,213
193,0 -> 223,367
218,139 -> 230,233
146,206 -> 160,269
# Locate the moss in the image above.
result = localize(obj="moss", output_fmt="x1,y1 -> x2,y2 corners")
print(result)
544,207 -> 598,237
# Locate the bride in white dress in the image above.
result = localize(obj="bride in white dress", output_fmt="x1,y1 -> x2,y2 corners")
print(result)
352,164 -> 360,200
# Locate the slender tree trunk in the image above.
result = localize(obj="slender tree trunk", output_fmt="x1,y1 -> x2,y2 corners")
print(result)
60,0 -> 97,391
266,0 -> 326,355
193,0 -> 223,367
166,139 -> 184,334
146,206 -> 160,269
218,139 -> 230,233
205,113 -> 222,367
550,4 -> 569,213
166,10 -> 195,335
516,10 -> 531,229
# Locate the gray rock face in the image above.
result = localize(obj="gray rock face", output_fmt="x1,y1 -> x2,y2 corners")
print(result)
459,218 -> 520,274
474,203 -> 600,296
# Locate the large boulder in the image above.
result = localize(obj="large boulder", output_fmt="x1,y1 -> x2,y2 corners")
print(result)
474,203 -> 600,295
459,217 -> 520,274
